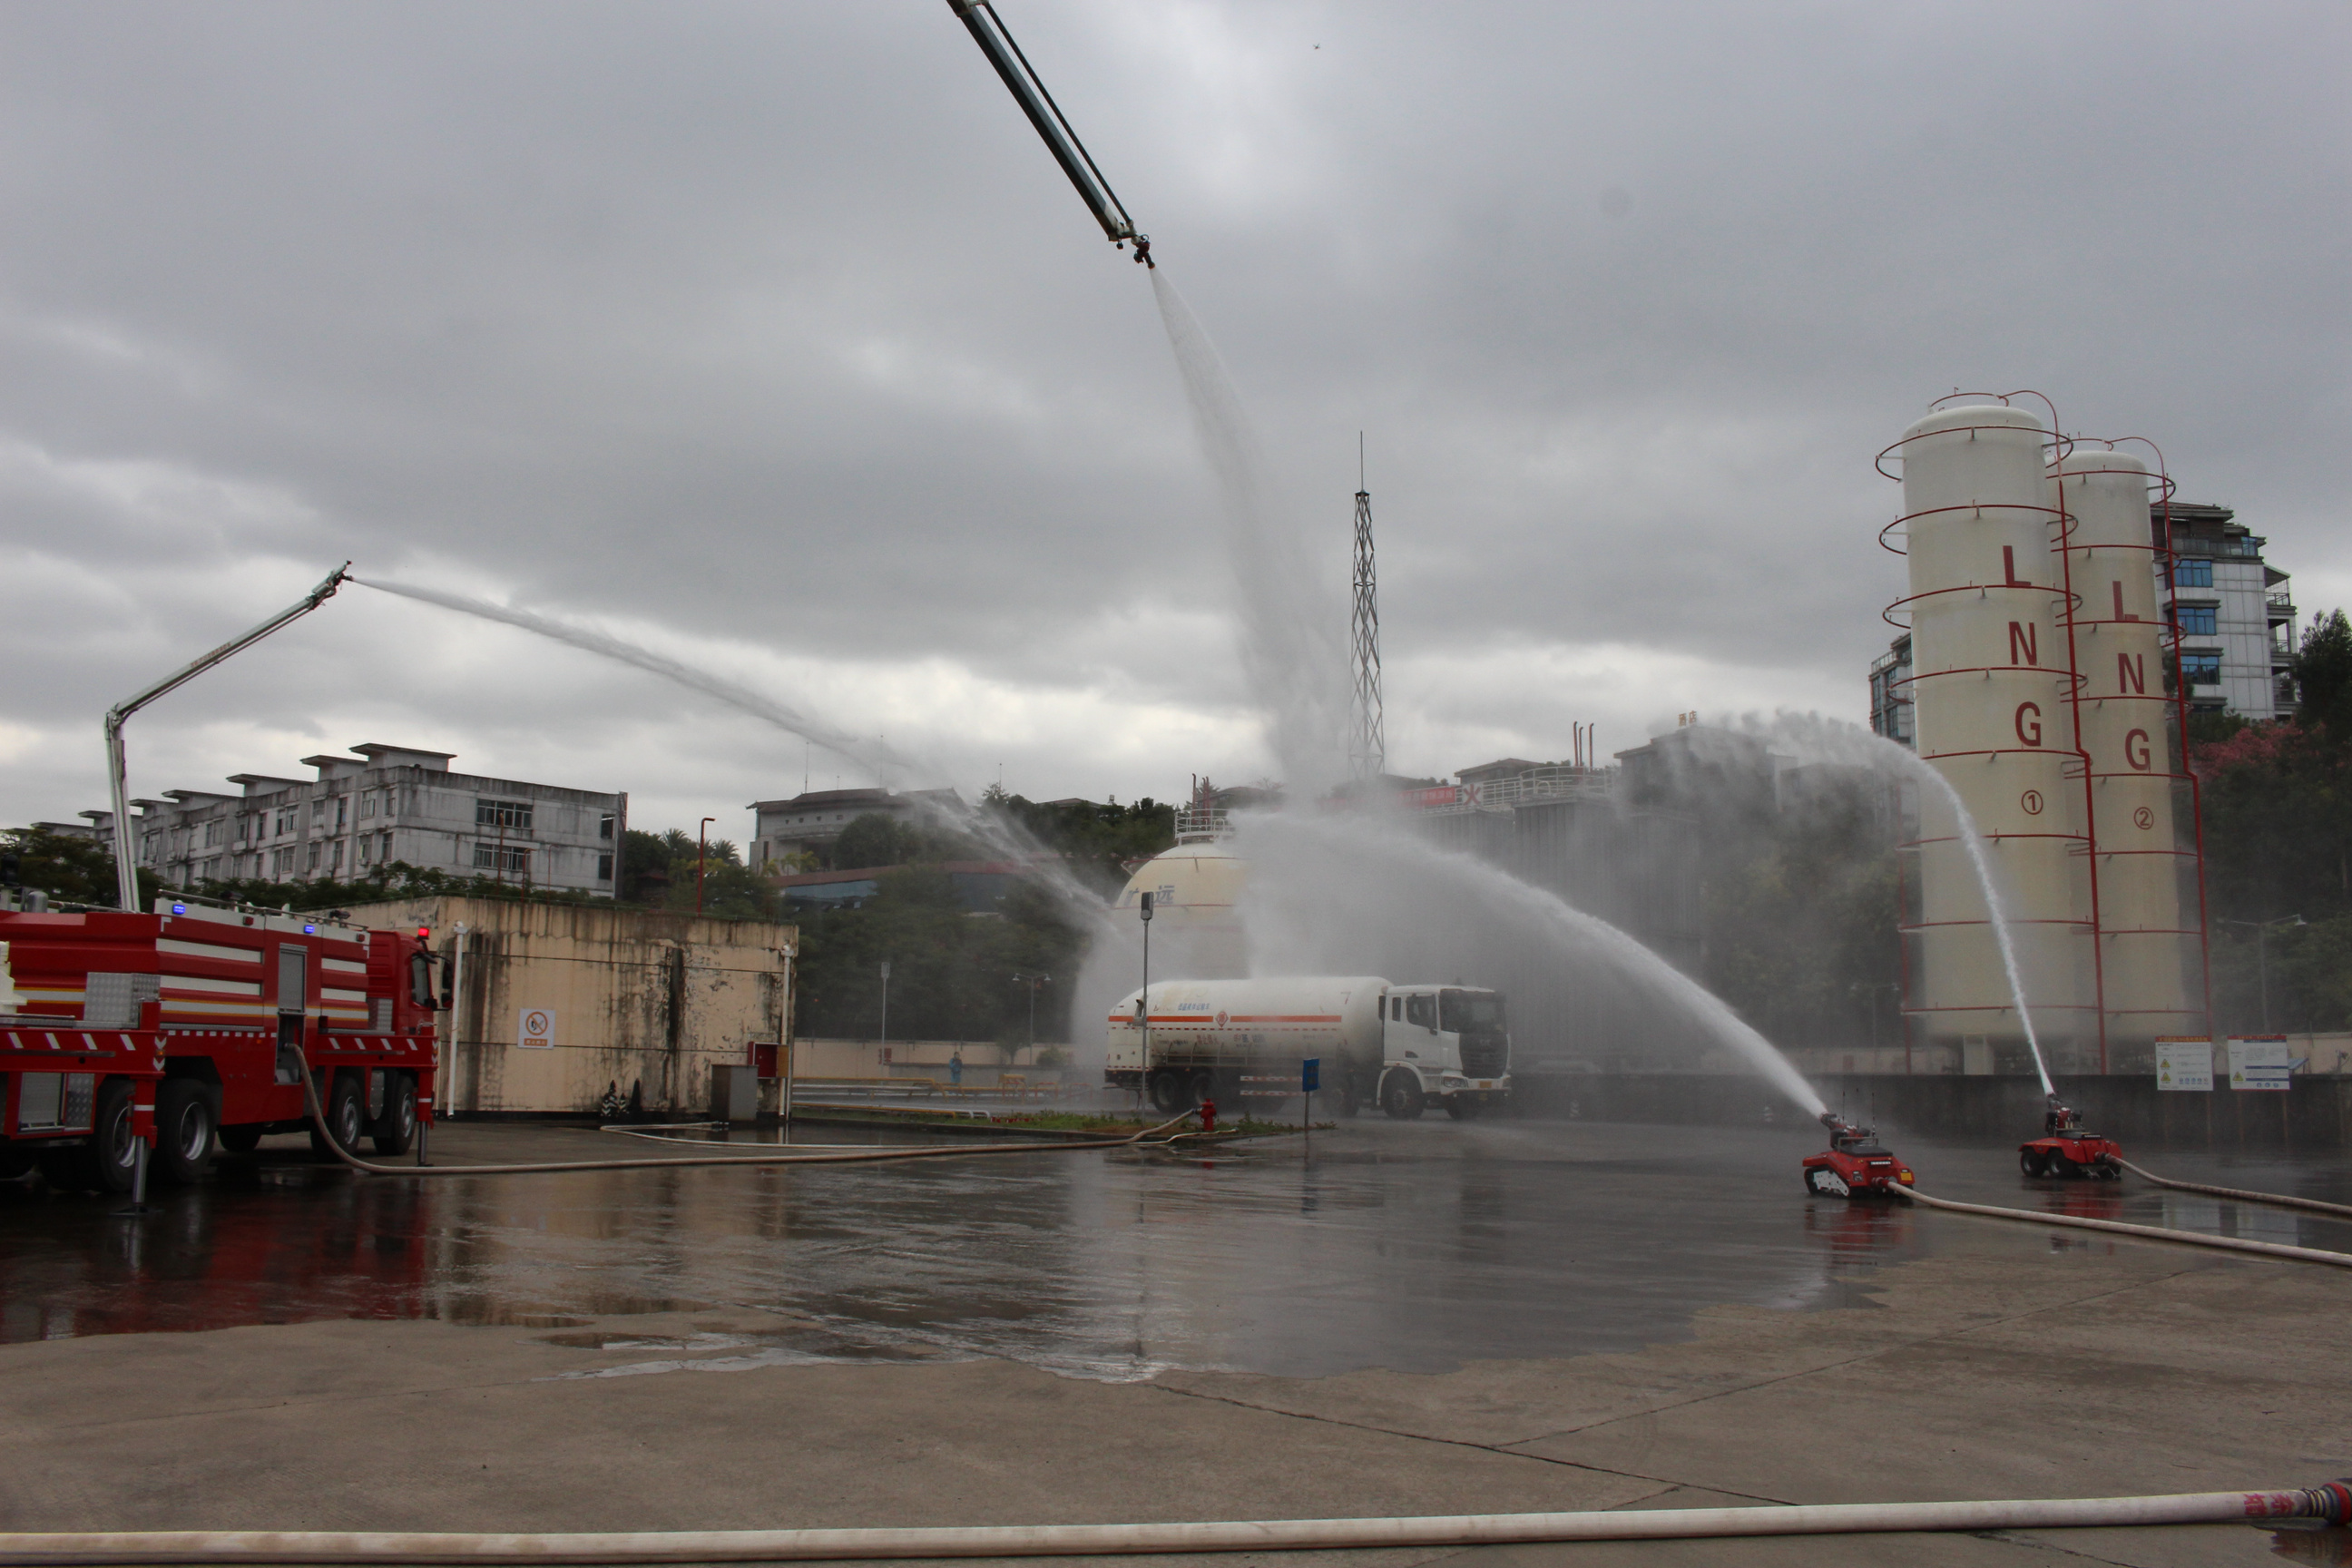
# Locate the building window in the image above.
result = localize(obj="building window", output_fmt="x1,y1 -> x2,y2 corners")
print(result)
330,840 -> 344,869
306,842 -> 322,871
2180,652 -> 2222,685
359,838 -> 372,867
473,844 -> 531,874
335,798 -> 348,829
475,799 -> 534,831
597,853 -> 614,882
203,819 -> 225,848
311,799 -> 326,826
2173,604 -> 2219,637
363,794 -> 377,818
380,831 -> 394,862
598,812 -> 615,840
2171,558 -> 2214,588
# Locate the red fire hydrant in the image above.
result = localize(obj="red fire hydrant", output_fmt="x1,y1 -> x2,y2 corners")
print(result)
1198,1098 -> 1216,1133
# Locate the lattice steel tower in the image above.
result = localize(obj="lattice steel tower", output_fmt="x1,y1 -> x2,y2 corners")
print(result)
1348,437 -> 1385,780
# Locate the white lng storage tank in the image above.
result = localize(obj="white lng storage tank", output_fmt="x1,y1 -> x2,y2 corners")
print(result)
1892,405 -> 2098,1069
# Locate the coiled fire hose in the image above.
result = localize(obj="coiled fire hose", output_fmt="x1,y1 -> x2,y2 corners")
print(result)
1896,1183 -> 2352,1269
2114,1157 -> 2352,1220
299,1076 -> 1211,1177
0,1483 -> 2342,1563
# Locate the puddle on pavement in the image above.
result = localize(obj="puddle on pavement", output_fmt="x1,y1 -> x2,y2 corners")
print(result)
4,1122 -> 2344,1377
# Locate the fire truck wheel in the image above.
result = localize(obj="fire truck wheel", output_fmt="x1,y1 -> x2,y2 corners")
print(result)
2046,1149 -> 2080,1180
2019,1148 -> 2047,1179
42,1080 -> 139,1193
154,1080 -> 218,1184
218,1126 -> 264,1154
372,1074 -> 418,1156
1379,1071 -> 1425,1121
309,1074 -> 366,1161
1332,1071 -> 1360,1118
0,1147 -> 36,1181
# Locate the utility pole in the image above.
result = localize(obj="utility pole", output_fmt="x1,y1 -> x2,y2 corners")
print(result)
696,817 -> 716,915
1348,435 -> 1385,783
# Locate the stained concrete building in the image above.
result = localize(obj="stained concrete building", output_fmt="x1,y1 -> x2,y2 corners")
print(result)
116,745 -> 624,897
347,895 -> 796,1116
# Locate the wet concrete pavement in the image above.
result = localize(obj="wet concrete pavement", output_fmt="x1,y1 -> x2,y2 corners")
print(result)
4,1116 -> 2349,1565
5,1114 -> 2350,1372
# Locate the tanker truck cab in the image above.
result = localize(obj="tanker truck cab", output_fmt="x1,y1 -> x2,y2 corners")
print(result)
1377,986 -> 1511,1121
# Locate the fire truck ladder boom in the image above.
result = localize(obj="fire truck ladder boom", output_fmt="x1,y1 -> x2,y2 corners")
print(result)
104,563 -> 350,911
946,0 -> 1139,247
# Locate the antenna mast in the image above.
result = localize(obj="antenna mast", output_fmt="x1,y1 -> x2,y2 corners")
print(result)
1348,436 -> 1385,782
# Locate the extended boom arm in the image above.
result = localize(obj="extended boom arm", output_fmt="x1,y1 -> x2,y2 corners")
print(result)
104,563 -> 350,911
946,0 -> 1151,265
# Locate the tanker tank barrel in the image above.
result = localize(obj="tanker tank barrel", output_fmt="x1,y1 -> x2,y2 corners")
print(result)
945,1 -> 1151,264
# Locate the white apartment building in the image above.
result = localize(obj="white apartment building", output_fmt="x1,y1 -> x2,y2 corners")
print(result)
2159,502 -> 2295,720
105,743 -> 625,896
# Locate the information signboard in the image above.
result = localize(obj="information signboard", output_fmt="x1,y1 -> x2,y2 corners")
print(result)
2154,1038 -> 2213,1092
2227,1036 -> 2290,1092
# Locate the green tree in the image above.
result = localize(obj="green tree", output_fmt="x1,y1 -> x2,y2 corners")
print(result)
1700,787 -> 1901,1053
792,871 -> 1083,1050
0,827 -> 162,908
2293,608 -> 2352,735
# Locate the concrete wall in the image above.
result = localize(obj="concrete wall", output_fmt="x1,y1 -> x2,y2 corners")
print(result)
788,1038 -> 1072,1083
346,897 -> 796,1116
1514,1068 -> 2352,1150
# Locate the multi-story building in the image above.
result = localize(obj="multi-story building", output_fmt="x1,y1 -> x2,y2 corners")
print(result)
1869,502 -> 2296,740
1867,637 -> 1915,748
114,743 -> 624,896
2156,502 -> 2295,720
748,787 -> 964,869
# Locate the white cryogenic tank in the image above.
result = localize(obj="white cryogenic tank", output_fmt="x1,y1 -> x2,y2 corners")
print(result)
1894,405 -> 2096,1066
2051,447 -> 2204,1054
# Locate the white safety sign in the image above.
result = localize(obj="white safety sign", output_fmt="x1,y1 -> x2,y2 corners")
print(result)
2153,1038 -> 2212,1093
518,1007 -> 555,1050
2228,1037 -> 2290,1092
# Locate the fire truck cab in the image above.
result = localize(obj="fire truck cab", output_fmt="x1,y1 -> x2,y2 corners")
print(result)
0,895 -> 439,1191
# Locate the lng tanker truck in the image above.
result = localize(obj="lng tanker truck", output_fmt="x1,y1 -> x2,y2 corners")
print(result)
1107,976 -> 1511,1121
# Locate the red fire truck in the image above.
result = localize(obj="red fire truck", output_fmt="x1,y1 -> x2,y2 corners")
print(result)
0,895 -> 439,1191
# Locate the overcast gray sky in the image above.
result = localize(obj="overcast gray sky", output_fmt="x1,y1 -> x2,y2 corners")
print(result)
2,0 -> 2344,842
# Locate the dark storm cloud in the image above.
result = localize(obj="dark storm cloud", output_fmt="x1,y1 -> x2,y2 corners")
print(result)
1,1 -> 2343,829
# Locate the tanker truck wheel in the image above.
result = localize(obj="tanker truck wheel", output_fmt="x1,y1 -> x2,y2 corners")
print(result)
1332,1071 -> 1360,1118
1147,1071 -> 1186,1116
1445,1098 -> 1480,1121
1379,1071 -> 1425,1121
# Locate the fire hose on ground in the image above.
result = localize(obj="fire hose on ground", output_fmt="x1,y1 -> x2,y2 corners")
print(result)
2114,1157 -> 2352,1220
0,1483 -> 2342,1564
1894,1182 -> 2352,1269
299,1076 -> 1214,1178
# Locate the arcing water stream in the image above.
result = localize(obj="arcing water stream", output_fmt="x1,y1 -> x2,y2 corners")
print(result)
1149,272 -> 1348,796
1705,714 -> 2056,1096
1234,811 -> 1830,1116
353,578 -> 905,779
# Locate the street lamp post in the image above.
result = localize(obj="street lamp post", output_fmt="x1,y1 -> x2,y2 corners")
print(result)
1011,972 -> 1052,1063
2223,916 -> 2305,1032
879,958 -> 892,1062
696,817 -> 716,915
